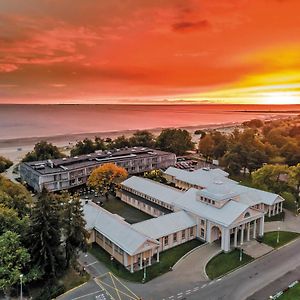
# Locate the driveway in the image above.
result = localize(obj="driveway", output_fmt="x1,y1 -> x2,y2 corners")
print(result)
265,209 -> 300,233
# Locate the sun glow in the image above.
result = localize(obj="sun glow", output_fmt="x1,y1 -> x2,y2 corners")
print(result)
263,92 -> 300,104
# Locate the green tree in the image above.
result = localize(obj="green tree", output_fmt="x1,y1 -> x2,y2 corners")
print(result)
289,163 -> 300,201
71,138 -> 95,156
143,170 -> 167,183
22,141 -> 64,162
198,134 -> 214,161
0,231 -> 36,298
0,205 -> 29,237
0,175 -> 32,217
0,156 -> 13,173
29,189 -> 63,278
156,128 -> 194,155
252,164 -> 289,193
94,137 -> 106,151
87,163 -> 128,198
61,194 -> 88,268
112,135 -> 131,149
129,130 -> 155,148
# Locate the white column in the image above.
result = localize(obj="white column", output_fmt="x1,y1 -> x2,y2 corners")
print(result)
268,208 -> 271,217
234,227 -> 238,247
206,221 -> 212,243
280,202 -> 283,212
247,223 -> 250,241
240,225 -> 244,245
222,228 -> 230,252
276,203 -> 279,215
253,220 -> 257,239
259,217 -> 264,236
272,205 -> 276,216
130,256 -> 134,273
139,254 -> 143,270
157,249 -> 160,262
148,255 -> 152,266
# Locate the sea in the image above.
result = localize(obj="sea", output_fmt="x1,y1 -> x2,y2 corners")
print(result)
0,104 -> 299,140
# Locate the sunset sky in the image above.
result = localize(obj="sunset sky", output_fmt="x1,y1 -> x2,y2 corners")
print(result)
0,0 -> 300,104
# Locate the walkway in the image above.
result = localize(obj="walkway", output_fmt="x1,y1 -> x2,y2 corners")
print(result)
265,209 -> 300,233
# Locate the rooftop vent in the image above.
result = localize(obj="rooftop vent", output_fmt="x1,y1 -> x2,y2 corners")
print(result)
202,167 -> 210,171
214,180 -> 223,185
62,158 -> 67,161
74,156 -> 78,159
87,154 -> 91,157
47,159 -> 54,168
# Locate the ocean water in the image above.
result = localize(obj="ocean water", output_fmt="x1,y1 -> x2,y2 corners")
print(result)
0,104 -> 299,140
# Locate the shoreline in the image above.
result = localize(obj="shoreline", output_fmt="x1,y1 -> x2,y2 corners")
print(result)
0,114 -> 295,163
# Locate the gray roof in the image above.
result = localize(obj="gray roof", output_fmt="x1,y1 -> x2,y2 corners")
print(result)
121,176 -> 184,205
83,201 -> 159,255
23,147 -> 174,175
132,211 -> 196,239
164,167 -> 235,188
173,188 -> 252,227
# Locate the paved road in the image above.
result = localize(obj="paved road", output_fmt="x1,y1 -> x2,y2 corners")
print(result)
181,238 -> 300,300
59,238 -> 300,300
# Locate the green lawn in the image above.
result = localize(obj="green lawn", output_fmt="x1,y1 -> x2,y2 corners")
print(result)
206,249 -> 254,280
262,231 -> 300,248
89,239 -> 203,282
278,283 -> 300,300
101,195 -> 152,224
265,211 -> 285,222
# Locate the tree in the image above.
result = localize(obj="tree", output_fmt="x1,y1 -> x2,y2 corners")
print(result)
0,231 -> 36,298
87,163 -> 128,198
94,137 -> 106,151
252,164 -> 289,193
61,194 -> 88,268
111,135 -> 131,149
194,130 -> 206,138
129,130 -> 155,148
198,135 -> 214,161
242,119 -> 264,128
28,189 -> 63,279
71,138 -> 95,156
156,129 -> 194,155
0,156 -> 13,173
22,141 -> 64,162
289,163 -> 300,201
143,170 -> 167,183
0,175 -> 32,218
0,205 -> 29,237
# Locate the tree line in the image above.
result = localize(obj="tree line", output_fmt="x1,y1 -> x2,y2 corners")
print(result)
0,175 -> 88,299
199,116 -> 300,175
22,128 -> 195,162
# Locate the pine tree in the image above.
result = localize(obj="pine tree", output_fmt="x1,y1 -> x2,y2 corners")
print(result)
28,189 -> 63,278
62,193 -> 89,268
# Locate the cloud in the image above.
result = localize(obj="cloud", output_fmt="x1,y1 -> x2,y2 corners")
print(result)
0,63 -> 18,73
172,20 -> 210,32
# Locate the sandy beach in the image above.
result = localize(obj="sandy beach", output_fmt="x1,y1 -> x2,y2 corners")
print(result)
0,114 -> 295,163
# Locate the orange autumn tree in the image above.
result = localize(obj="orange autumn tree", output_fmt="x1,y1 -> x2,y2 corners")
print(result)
87,163 -> 128,198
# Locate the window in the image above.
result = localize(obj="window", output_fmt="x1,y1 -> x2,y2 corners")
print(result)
201,219 -> 205,226
173,233 -> 177,242
164,236 -> 169,246
212,200 -> 215,205
182,230 -> 186,239
201,228 -> 205,237
244,212 -> 250,218
190,228 -> 194,236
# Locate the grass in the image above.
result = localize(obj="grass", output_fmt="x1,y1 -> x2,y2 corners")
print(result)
278,283 -> 300,300
59,266 -> 90,291
262,231 -> 300,248
89,239 -> 203,282
265,211 -> 285,222
206,249 -> 254,280
101,195 -> 153,224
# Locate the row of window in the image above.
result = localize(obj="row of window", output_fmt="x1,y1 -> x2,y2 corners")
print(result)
200,196 -> 216,206
163,228 -> 194,246
96,231 -> 124,255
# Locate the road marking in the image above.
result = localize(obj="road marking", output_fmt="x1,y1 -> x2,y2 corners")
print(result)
168,296 -> 174,299
201,284 -> 207,288
72,291 -> 103,300
186,291 -> 191,295
216,278 -> 222,282
177,292 -> 183,296
177,295 -> 183,299
208,281 -> 214,285
193,287 -> 199,291
186,289 -> 191,293
85,261 -> 98,267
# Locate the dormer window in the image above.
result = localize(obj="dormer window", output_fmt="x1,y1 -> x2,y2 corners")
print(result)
244,212 -> 250,218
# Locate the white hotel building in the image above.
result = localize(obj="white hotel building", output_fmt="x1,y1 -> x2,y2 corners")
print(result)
85,167 -> 284,272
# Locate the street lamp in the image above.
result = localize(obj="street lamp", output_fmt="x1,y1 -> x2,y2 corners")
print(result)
143,257 -> 147,282
277,226 -> 280,244
20,274 -> 23,300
